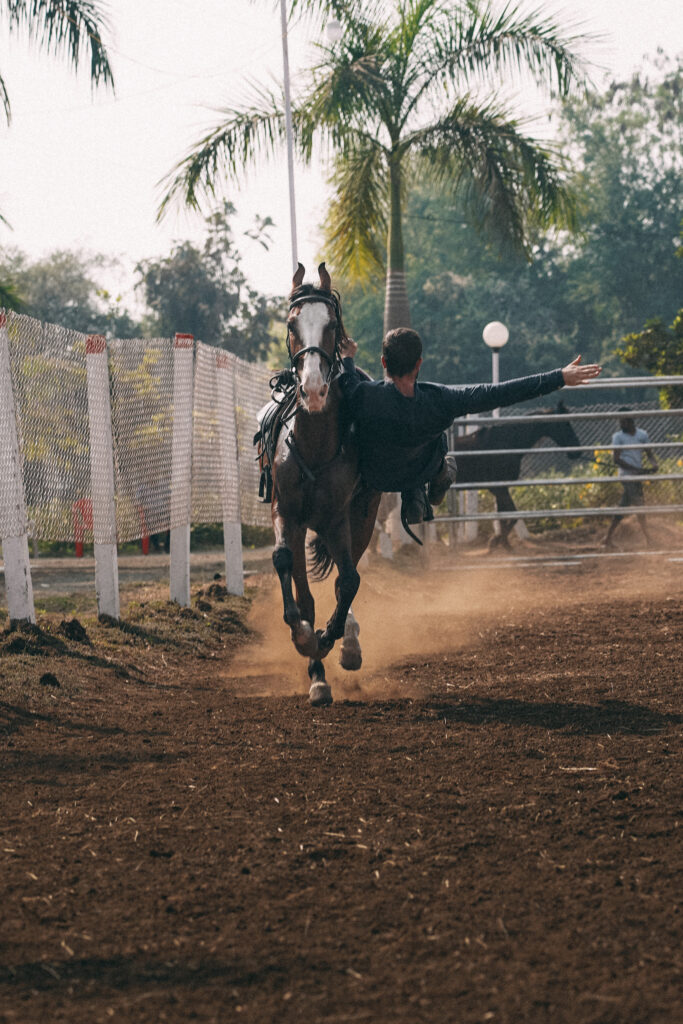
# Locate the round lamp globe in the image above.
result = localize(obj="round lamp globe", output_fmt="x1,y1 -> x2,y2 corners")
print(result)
482,321 -> 509,349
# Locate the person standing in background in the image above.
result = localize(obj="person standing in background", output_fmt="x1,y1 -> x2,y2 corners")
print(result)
603,410 -> 658,549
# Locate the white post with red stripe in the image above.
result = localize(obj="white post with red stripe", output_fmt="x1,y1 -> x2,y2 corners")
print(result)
170,334 -> 194,607
0,313 -> 36,624
216,352 -> 244,596
85,335 -> 120,619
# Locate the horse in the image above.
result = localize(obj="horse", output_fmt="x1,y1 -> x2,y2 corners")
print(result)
451,402 -> 582,550
265,262 -> 381,706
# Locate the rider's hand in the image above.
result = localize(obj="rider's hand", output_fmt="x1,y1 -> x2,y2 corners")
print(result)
562,355 -> 602,386
340,336 -> 358,358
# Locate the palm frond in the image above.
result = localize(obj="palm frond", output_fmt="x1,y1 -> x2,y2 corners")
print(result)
415,0 -> 591,112
409,97 -> 577,255
308,13 -> 396,136
0,72 -> 11,123
157,94 -> 289,221
4,0 -> 114,96
322,139 -> 388,282
0,278 -> 23,311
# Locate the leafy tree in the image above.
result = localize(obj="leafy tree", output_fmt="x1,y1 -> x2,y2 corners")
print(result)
340,54 -> 683,388
616,310 -> 683,409
0,276 -> 22,310
556,54 -> 683,364
0,0 -> 114,124
136,203 -> 283,360
0,247 -> 141,336
160,0 -> 589,335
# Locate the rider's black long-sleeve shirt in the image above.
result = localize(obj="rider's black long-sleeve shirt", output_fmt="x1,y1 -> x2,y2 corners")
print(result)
338,357 -> 565,492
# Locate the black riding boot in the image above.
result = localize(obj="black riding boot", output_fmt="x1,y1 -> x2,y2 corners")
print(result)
427,455 -> 457,507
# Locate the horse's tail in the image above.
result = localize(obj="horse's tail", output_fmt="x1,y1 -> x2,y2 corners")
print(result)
307,534 -> 335,582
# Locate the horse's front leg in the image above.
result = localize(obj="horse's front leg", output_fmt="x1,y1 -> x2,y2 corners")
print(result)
317,543 -> 360,658
272,512 -> 318,659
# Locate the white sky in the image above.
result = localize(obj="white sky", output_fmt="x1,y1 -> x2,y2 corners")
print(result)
1,0 -> 682,309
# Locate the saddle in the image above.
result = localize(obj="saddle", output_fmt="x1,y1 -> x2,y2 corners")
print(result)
253,370 -> 298,503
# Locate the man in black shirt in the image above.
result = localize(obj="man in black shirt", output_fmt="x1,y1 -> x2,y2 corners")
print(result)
338,327 -> 602,523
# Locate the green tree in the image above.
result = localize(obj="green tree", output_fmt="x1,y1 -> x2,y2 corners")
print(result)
0,247 -> 140,336
616,310 -> 683,409
137,203 -> 282,360
0,0 -> 114,124
160,0 -> 589,335
556,54 -> 683,363
340,55 -> 683,385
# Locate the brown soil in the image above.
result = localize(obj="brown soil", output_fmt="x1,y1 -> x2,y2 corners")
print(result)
1,536 -> 681,1024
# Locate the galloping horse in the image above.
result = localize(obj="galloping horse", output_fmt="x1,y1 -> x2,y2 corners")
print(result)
267,263 -> 381,706
452,403 -> 582,549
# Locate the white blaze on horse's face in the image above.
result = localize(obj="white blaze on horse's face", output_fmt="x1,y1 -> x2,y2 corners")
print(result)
291,302 -> 334,414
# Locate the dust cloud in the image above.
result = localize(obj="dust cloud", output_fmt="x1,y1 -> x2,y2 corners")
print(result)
223,556 -> 585,700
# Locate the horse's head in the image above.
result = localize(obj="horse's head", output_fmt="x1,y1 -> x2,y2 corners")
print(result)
548,401 -> 582,460
286,262 -> 343,414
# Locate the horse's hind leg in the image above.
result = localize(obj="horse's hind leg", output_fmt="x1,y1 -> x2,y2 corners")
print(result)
340,606 -> 362,671
308,658 -> 332,707
488,488 -> 517,551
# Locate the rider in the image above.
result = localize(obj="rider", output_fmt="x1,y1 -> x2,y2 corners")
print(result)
338,327 -> 602,523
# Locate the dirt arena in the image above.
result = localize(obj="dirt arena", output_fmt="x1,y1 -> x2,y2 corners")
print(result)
1,531 -> 681,1023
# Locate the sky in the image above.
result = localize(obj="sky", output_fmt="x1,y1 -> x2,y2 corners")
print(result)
1,0 -> 682,311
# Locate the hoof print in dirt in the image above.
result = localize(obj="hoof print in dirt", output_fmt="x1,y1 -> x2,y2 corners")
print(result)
59,618 -> 91,645
39,672 -> 60,688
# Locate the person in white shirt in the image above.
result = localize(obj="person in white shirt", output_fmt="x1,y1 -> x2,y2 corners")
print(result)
604,410 -> 658,549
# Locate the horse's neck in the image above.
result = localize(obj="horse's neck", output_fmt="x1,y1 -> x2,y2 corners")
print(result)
496,420 -> 549,447
292,388 -> 342,464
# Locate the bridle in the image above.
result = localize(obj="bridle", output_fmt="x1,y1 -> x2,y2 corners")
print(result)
286,289 -> 345,386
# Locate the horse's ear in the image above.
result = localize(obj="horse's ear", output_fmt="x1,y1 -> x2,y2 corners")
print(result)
292,262 -> 305,290
318,262 -> 331,292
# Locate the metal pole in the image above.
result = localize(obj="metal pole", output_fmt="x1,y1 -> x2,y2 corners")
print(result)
492,348 -> 500,417
280,0 -> 298,272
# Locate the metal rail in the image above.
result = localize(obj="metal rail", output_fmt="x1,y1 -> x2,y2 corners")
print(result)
466,408 -> 683,426
438,504 -> 683,523
450,442 -> 683,457
450,472 -> 683,491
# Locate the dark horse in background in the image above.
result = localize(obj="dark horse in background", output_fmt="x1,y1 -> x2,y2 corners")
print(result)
451,403 -> 582,550
264,263 -> 381,706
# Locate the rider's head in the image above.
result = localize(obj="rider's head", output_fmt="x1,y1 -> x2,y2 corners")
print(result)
381,328 -> 423,379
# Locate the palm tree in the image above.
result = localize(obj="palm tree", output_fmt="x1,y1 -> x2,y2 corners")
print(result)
160,0 -> 591,334
1,0 -> 114,124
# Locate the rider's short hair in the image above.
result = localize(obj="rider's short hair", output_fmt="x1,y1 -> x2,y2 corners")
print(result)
382,328 -> 422,378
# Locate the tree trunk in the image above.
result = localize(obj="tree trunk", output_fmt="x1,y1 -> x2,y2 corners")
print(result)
383,154 -> 411,336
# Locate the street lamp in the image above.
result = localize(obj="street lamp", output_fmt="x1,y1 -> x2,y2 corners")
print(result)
326,19 -> 343,42
279,0 -> 298,273
483,320 -> 509,417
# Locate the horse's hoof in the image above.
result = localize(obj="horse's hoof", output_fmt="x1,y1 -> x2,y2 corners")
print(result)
292,621 -> 318,658
309,682 -> 333,707
340,642 -> 362,671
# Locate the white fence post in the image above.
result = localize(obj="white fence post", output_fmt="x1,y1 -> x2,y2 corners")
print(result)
85,335 -> 120,619
216,352 -> 244,596
0,313 -> 36,624
170,333 -> 194,607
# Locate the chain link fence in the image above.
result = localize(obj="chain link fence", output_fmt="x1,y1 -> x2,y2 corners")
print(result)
0,310 -> 273,548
